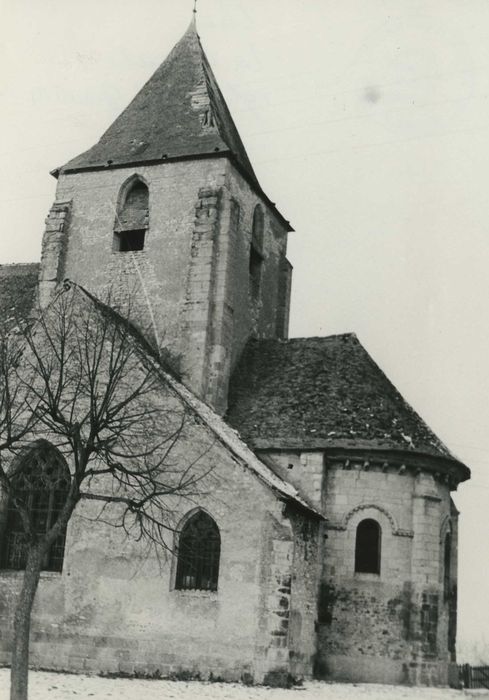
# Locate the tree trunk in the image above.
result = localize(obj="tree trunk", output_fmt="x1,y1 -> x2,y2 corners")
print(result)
10,545 -> 44,700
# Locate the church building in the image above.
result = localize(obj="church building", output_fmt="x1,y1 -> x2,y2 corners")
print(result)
0,18 -> 470,687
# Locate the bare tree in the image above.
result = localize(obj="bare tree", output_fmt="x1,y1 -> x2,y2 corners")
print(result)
0,284 -> 212,700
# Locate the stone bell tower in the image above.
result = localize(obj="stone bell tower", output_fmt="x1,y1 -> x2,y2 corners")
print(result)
39,18 -> 293,414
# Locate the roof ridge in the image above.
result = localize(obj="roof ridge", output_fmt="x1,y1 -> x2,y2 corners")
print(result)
55,23 -> 292,230
197,35 -> 260,189
247,333 -> 358,345
227,330 -> 468,477
60,25 -> 255,187
0,262 -> 39,271
56,282 -> 322,518
355,338 -> 456,460
287,332 -> 358,342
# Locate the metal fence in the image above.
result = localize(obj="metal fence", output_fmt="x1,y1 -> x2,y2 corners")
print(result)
459,664 -> 489,689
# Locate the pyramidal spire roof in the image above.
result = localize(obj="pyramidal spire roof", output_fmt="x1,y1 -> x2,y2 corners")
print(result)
60,21 -> 261,193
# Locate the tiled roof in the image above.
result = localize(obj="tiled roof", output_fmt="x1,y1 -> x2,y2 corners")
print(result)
227,334 -> 463,463
0,264 -> 39,328
70,284 -> 322,519
60,21 -> 258,189
58,21 -> 292,230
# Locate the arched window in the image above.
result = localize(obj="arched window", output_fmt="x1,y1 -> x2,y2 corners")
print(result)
114,178 -> 149,252
443,531 -> 452,600
175,511 -> 220,591
0,442 -> 70,572
249,205 -> 264,298
354,518 -> 381,574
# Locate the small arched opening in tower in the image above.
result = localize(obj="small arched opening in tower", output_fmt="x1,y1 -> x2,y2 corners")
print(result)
114,178 -> 149,252
354,518 -> 381,574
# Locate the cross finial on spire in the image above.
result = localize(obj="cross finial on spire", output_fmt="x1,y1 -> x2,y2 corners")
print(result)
193,0 -> 197,14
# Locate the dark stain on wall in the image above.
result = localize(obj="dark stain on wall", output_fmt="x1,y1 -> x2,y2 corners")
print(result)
421,592 -> 439,656
317,582 -> 335,625
448,584 -> 457,658
387,581 -> 414,640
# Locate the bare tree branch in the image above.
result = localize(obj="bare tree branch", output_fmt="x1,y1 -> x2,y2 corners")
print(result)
0,287 -> 215,700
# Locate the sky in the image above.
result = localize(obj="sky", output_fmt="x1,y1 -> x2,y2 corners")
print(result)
1,0 -> 489,660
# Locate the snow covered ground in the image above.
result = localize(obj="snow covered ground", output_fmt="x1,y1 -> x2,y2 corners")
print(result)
0,670 -> 488,700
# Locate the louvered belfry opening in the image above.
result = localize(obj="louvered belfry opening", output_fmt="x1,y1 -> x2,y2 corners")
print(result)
354,518 -> 381,574
114,179 -> 149,252
1,442 -> 71,572
175,511 -> 220,591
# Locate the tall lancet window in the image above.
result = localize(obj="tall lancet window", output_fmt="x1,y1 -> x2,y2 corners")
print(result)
114,178 -> 149,252
249,205 -> 264,298
443,531 -> 452,600
0,441 -> 71,572
175,511 -> 220,591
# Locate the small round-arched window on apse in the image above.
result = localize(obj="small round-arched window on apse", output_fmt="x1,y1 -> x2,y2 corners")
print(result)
354,518 -> 381,574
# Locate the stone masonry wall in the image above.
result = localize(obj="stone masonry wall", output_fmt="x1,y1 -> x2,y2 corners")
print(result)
38,200 -> 72,308
0,433 -> 305,683
445,501 -> 459,686
317,455 -> 457,686
0,314 -> 318,683
252,506 -> 320,685
257,449 -> 460,685
259,451 -> 324,511
287,509 -> 321,680
193,162 -> 292,413
54,160 -> 227,378
254,513 -> 294,685
180,186 -> 222,401
50,158 -> 291,414
220,161 -> 291,379
276,258 -> 292,340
